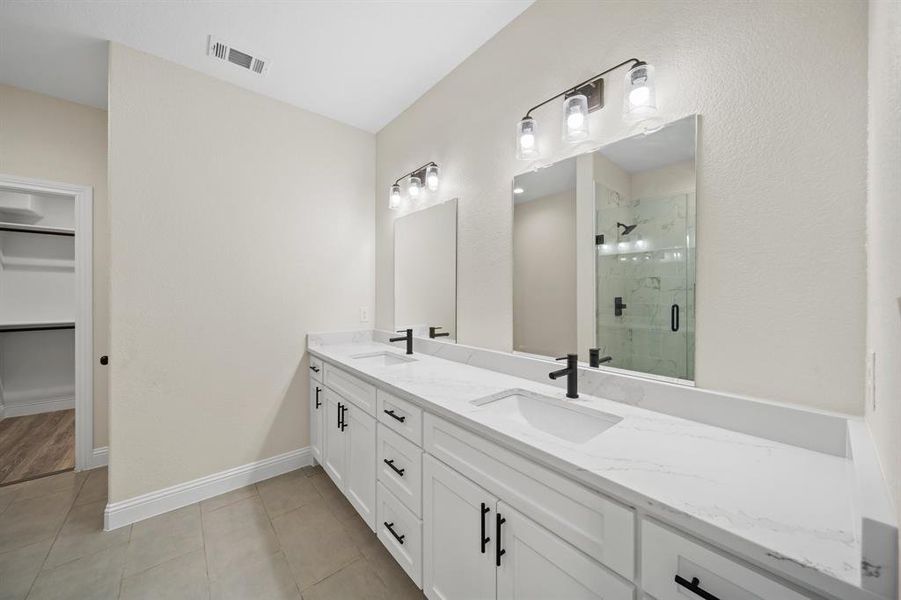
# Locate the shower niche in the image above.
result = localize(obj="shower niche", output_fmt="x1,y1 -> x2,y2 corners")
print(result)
512,115 -> 697,382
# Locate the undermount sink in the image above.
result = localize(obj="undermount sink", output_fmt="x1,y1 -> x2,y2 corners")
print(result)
351,351 -> 417,367
470,389 -> 621,444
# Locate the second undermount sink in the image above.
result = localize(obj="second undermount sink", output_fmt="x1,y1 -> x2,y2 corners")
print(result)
351,351 -> 417,367
470,389 -> 621,444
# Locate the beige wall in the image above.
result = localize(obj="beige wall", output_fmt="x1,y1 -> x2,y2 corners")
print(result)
865,0 -> 901,565
0,84 -> 109,449
375,0 -> 868,414
513,189 -> 576,357
107,44 -> 375,502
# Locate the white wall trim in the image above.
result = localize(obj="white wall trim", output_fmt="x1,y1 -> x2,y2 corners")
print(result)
86,446 -> 108,470
104,447 -> 312,531
2,394 -> 74,418
0,173 -> 93,472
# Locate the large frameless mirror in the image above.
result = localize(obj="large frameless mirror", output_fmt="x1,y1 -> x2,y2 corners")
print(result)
513,115 -> 697,382
394,199 -> 457,341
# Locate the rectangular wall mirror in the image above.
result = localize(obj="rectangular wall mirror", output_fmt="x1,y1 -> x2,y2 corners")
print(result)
513,115 -> 697,381
394,199 -> 458,341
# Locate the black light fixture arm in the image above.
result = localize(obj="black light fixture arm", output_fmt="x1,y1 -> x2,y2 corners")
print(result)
522,58 -> 645,119
393,161 -> 438,186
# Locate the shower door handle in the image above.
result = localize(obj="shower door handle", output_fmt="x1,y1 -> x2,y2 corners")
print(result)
614,297 -> 627,316
671,304 -> 680,332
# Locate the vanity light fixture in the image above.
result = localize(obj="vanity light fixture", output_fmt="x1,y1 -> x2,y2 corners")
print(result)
388,161 -> 439,210
516,58 -> 656,158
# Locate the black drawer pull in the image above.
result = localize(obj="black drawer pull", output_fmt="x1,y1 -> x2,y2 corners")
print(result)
674,575 -> 721,600
671,304 -> 680,332
315,386 -> 322,409
383,409 -> 406,423
383,458 -> 405,477
384,521 -> 405,544
495,513 -> 506,566
337,402 -> 342,428
480,503 -> 490,553
310,365 -> 320,373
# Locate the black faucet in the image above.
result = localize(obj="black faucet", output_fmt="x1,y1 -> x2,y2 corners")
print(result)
429,326 -> 450,339
390,329 -> 413,355
589,348 -> 613,368
549,354 -> 579,399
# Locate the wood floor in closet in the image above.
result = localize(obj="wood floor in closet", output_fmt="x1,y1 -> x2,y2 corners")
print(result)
0,409 -> 74,486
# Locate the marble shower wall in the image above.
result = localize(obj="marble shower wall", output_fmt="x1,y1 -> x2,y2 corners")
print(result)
595,183 -> 696,380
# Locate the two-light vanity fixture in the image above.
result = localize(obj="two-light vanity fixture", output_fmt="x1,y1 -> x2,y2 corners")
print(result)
516,58 -> 657,160
388,161 -> 439,210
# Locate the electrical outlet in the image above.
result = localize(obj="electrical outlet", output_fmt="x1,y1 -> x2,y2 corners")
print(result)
360,307 -> 369,323
866,351 -> 876,411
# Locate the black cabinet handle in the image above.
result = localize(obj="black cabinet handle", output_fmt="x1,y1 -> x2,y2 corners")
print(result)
383,458 -> 405,477
310,365 -> 320,373
99,355 -> 109,366
495,513 -> 506,566
671,304 -> 680,332
340,404 -> 348,431
315,386 -> 322,409
384,521 -> 405,544
674,575 -> 721,600
480,503 -> 490,553
383,409 -> 406,423
337,402 -> 343,429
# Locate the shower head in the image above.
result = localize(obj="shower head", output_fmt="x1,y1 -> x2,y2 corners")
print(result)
617,222 -> 638,235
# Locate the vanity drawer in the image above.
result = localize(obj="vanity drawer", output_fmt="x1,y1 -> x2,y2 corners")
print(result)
324,364 -> 376,416
377,424 -> 422,516
641,519 -> 812,600
309,355 -> 324,383
424,414 -> 635,581
377,482 -> 422,588
377,390 -> 422,446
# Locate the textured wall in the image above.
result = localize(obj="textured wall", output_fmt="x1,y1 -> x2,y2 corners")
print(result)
0,84 -> 109,448
865,0 -> 901,562
375,0 -> 868,413
108,45 -> 375,501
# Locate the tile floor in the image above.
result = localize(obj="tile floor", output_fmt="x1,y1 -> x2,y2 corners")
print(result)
0,465 -> 425,599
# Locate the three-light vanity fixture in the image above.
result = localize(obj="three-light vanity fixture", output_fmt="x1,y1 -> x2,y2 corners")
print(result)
516,58 -> 657,160
389,161 -> 440,210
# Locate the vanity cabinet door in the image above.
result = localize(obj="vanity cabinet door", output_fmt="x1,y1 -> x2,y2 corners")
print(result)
423,455 -> 496,600
323,391 -> 347,490
309,379 -> 324,464
496,503 -> 633,600
344,402 -> 377,530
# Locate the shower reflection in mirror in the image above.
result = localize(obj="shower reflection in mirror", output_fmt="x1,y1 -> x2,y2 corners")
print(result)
512,115 -> 697,382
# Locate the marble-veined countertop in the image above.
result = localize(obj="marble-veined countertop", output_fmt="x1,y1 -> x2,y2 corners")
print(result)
308,337 -> 863,598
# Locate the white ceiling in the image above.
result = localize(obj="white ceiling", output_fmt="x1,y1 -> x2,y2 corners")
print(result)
0,0 -> 533,132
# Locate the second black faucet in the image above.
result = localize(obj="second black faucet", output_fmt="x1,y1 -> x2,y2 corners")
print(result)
390,328 -> 413,355
549,354 -> 579,399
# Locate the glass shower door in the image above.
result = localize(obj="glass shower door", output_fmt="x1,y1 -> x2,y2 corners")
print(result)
595,182 -> 694,380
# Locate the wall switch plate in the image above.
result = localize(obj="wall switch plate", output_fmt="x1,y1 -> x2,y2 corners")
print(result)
866,351 -> 876,411
360,307 -> 369,323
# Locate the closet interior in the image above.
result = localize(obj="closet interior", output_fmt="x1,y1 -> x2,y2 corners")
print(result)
0,188 -> 76,485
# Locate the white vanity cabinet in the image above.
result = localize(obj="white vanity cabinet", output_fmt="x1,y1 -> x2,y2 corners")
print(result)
423,455 -> 632,600
309,379 -> 324,464
321,386 -> 377,530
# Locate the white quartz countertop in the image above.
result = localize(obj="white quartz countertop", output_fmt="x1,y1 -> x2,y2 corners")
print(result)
308,339 -> 862,595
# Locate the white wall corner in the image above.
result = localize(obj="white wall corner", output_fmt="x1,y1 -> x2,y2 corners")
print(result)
85,446 -> 108,470
103,447 -> 312,531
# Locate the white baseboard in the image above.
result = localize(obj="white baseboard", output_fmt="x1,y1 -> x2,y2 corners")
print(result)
2,394 -> 74,418
104,447 -> 312,531
85,446 -> 108,470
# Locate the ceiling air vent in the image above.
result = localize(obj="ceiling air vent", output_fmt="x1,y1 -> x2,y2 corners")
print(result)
207,36 -> 269,75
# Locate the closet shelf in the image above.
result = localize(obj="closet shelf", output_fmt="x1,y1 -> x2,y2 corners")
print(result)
0,222 -> 75,237
0,321 -> 75,333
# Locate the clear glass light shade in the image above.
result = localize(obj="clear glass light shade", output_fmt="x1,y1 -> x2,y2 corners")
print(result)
516,117 -> 539,160
562,94 -> 589,142
408,176 -> 422,198
388,184 -> 401,210
623,63 -> 657,119
425,165 -> 439,191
